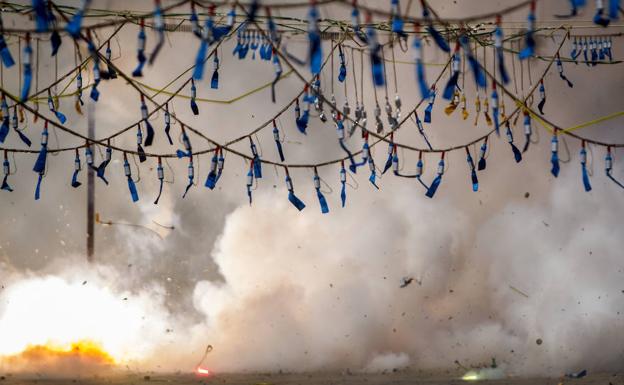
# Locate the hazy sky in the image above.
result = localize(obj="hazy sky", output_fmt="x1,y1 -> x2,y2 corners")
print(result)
0,0 -> 623,376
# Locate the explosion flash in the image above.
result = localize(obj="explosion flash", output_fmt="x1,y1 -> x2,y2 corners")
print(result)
0,271 -> 171,373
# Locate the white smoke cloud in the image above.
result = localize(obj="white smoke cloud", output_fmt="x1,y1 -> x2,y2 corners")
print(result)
0,0 -> 623,378
365,352 -> 410,372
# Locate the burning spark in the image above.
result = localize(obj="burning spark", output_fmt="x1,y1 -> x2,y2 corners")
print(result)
461,367 -> 505,381
462,371 -> 481,381
196,367 -> 211,376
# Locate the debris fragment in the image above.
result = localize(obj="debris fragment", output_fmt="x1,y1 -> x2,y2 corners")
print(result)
509,285 -> 529,298
566,370 -> 587,379
400,277 -> 422,288
454,360 -> 468,371
536,338 -> 543,345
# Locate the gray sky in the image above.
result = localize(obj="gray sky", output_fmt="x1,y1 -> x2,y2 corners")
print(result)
0,0 -> 623,376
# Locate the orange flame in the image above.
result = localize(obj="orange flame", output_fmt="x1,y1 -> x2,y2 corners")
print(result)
1,340 -> 116,374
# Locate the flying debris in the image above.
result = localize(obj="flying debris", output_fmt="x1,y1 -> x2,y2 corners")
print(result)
400,277 -> 422,288
95,213 -> 173,239
566,369 -> 587,379
454,360 -> 469,371
509,285 -> 530,298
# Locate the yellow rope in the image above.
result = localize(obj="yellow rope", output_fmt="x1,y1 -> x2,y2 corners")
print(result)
23,68 -> 296,106
134,69 -> 294,104
518,100 -> 624,134
560,110 -> 624,133
19,54 -> 443,105
386,58 -> 447,66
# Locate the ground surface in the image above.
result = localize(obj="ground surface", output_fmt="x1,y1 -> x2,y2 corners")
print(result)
0,372 -> 621,385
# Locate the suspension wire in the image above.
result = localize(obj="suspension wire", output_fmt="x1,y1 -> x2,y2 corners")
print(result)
351,46 -> 359,104
381,45 -> 389,100
391,39 -> 399,94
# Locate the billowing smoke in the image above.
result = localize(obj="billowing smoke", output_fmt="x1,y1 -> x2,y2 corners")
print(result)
0,0 -> 623,378
186,180 -> 624,375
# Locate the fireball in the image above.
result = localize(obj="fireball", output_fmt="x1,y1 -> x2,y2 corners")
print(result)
1,340 -> 115,374
0,273 -> 169,373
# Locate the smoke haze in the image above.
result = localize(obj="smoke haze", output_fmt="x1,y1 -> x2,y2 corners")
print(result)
0,0 -> 623,377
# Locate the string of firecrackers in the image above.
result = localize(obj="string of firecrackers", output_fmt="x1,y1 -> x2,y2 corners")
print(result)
0,0 -> 617,110
0,25 -> 335,156
52,2 -> 624,161
4,78 -> 621,158
0,3 -> 448,207
240,2 -> 624,203
0,19 -> 235,155
3,0 -> 613,38
3,28 -> 617,113
0,22 -> 125,112
14,68 -> 296,106
245,3 -> 557,155
457,30 -> 624,146
12,54 -> 450,107
4,2 -> 347,151
0,1 -> 623,206
19,54 -> 447,106
402,0 -> 624,193
1,24 -> 616,114
487,65 -> 624,192
0,20 -> 457,161
0,12 -> 360,169
0,34 -> 448,160
0,28 -> 616,204
6,0 -> 478,168
0,0 -> 619,70
0,0 -> 604,156
0,10 -> 620,194
1,46 -> 620,208
344,0 -> 622,27
0,0 -> 541,35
